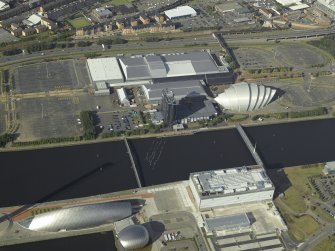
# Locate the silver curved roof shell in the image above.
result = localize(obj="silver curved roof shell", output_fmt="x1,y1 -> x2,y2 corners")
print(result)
215,82 -> 276,112
18,201 -> 132,232
119,225 -> 150,250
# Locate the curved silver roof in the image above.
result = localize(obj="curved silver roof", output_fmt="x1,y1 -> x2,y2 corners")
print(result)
18,201 -> 132,232
119,225 -> 150,250
215,82 -> 276,112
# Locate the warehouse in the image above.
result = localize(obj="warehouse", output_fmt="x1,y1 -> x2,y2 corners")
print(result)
142,80 -> 208,104
164,6 -> 197,20
87,57 -> 124,88
119,52 -> 222,82
315,0 -> 335,18
189,165 -> 274,211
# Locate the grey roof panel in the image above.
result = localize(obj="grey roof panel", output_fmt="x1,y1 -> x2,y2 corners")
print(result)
120,57 -> 147,66
126,66 -> 151,80
192,61 -> 220,74
206,213 -> 250,230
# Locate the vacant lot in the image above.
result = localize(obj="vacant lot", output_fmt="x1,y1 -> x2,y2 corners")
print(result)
15,94 -> 116,141
13,60 -> 86,93
67,17 -> 91,29
234,47 -> 281,69
274,45 -> 327,67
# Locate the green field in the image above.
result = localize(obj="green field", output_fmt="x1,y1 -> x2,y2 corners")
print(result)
274,164 -> 326,241
312,235 -> 335,251
110,0 -> 133,5
67,17 -> 91,29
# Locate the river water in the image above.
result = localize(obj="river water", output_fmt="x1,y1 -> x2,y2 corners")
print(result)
1,119 -> 335,250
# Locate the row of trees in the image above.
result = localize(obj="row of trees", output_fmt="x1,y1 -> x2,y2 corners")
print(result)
308,35 -> 335,56
0,133 -> 14,147
11,136 -> 81,147
252,107 -> 328,121
80,111 -> 96,140
247,67 -> 293,74
97,37 -> 128,45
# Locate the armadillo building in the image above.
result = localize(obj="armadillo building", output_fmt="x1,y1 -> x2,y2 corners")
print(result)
215,82 -> 277,112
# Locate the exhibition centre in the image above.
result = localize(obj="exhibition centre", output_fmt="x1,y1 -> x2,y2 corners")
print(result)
86,51 -> 233,93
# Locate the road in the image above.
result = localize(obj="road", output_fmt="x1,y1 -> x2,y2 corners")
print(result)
0,36 -> 218,67
298,223 -> 335,251
221,26 -> 335,41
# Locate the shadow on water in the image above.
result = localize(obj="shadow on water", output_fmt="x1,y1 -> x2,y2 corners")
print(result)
0,231 -> 117,251
266,168 -> 292,198
127,140 -> 145,187
0,162 -> 116,224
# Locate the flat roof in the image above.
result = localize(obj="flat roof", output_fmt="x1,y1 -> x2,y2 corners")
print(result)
289,3 -> 309,10
87,57 -> 124,82
119,52 -> 221,81
206,213 -> 250,230
190,165 -> 273,197
164,6 -> 197,19
275,0 -> 301,6
143,80 -> 207,103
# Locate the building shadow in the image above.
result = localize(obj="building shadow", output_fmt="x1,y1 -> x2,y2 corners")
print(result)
142,221 -> 165,243
266,168 -> 292,198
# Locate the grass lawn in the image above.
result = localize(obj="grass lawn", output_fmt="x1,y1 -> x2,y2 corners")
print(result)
312,206 -> 335,223
274,164 -> 325,241
312,235 -> 335,251
110,0 -> 133,5
284,214 -> 320,241
67,17 -> 91,29
285,164 -> 323,194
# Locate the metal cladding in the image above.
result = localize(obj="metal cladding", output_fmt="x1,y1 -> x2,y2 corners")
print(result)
119,225 -> 150,250
215,82 -> 276,112
18,201 -> 132,232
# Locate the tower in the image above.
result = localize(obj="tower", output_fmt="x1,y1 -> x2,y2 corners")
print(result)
161,89 -> 176,126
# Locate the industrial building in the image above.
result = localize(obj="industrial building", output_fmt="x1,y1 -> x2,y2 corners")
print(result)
315,0 -> 335,18
86,57 -> 124,92
215,82 -> 277,112
142,80 -> 208,104
189,165 -> 274,210
86,53 -> 232,90
18,201 -> 135,232
119,52 -> 223,82
275,0 -> 309,10
164,6 -> 197,20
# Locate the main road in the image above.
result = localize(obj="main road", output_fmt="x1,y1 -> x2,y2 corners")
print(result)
0,36 -> 218,67
222,26 -> 335,41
